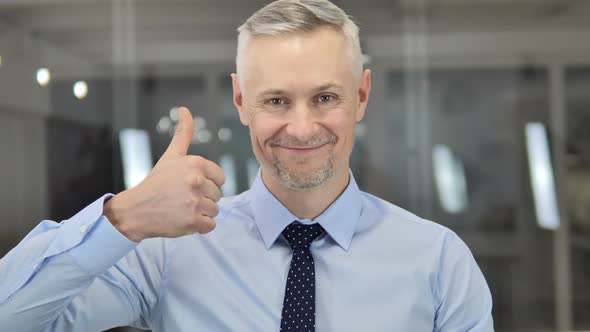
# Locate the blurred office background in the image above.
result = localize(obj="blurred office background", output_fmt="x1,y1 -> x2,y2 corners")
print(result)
0,0 -> 589,331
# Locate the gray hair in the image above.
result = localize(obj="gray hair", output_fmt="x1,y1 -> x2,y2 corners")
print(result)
236,0 -> 363,81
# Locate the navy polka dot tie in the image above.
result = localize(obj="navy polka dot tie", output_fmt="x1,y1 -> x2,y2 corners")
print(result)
280,221 -> 325,332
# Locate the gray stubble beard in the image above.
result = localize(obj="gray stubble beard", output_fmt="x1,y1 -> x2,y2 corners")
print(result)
271,155 -> 336,190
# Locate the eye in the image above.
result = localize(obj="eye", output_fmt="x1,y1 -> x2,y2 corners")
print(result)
318,94 -> 337,103
268,98 -> 287,105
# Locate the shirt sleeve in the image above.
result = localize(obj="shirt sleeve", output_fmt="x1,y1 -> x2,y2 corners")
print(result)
433,230 -> 495,332
0,194 -> 171,332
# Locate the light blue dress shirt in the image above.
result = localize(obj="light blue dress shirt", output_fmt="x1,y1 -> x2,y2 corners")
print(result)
0,170 -> 493,331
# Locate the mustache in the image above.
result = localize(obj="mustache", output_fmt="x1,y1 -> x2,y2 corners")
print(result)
269,134 -> 337,149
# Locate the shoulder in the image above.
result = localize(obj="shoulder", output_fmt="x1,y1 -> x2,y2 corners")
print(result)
359,191 -> 452,240
354,191 -> 478,270
358,191 -> 479,271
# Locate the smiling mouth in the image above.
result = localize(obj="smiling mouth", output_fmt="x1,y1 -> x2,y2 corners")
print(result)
273,143 -> 333,158
283,145 -> 324,150
278,142 -> 329,150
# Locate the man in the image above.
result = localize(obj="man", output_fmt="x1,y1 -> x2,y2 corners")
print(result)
0,0 -> 493,331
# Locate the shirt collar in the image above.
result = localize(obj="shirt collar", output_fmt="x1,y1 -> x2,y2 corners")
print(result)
249,169 -> 362,251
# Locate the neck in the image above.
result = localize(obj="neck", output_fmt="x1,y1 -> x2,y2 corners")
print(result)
261,167 -> 350,220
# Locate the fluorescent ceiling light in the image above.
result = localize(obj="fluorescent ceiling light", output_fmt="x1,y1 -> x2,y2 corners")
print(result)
432,144 -> 468,213
525,122 -> 560,230
219,154 -> 237,197
119,129 -> 153,190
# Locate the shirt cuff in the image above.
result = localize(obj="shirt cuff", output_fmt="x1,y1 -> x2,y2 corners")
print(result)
67,200 -> 138,276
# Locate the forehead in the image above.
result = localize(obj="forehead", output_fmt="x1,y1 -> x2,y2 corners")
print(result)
241,26 -> 356,92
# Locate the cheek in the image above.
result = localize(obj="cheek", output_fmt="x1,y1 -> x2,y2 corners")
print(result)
328,111 -> 357,149
249,113 -> 284,146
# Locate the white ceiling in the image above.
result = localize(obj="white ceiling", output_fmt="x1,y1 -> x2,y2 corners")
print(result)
0,0 -> 589,77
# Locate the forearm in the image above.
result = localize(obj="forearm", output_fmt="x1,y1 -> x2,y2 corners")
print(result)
0,195 -> 139,331
0,252 -> 97,332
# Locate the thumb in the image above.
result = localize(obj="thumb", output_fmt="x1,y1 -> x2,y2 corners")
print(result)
165,107 -> 195,157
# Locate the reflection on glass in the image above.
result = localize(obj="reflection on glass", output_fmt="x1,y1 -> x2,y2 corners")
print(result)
525,122 -> 560,230
432,144 -> 468,213
219,154 -> 237,197
119,129 -> 153,190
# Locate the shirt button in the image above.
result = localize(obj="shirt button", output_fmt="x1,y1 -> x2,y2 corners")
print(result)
33,264 -> 38,270
80,225 -> 88,233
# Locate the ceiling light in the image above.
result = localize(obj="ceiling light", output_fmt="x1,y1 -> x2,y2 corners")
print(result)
525,122 -> 560,230
73,81 -> 88,99
194,116 -> 206,130
169,107 -> 180,122
196,129 -> 211,144
36,68 -> 51,86
218,127 -> 232,142
156,116 -> 172,134
432,144 -> 468,213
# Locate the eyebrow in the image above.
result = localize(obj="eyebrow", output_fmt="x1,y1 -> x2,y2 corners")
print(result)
312,83 -> 344,93
257,89 -> 287,97
257,83 -> 344,97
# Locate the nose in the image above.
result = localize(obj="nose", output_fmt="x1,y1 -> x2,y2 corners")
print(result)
284,103 -> 320,141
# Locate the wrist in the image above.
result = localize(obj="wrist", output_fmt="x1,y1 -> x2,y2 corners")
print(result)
103,192 -> 145,243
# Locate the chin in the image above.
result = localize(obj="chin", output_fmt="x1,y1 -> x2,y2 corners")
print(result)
271,158 -> 337,191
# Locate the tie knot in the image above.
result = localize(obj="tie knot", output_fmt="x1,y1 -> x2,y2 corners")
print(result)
282,221 -> 325,249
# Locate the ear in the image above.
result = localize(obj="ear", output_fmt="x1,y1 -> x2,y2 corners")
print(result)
231,73 -> 250,126
356,69 -> 371,122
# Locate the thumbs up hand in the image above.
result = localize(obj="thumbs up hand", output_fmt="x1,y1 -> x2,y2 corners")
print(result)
104,107 -> 226,242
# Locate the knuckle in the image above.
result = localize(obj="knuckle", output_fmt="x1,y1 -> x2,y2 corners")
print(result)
200,219 -> 216,234
213,189 -> 222,202
188,175 -> 204,188
211,204 -> 220,217
192,197 -> 202,211
187,155 -> 204,168
184,219 -> 200,234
